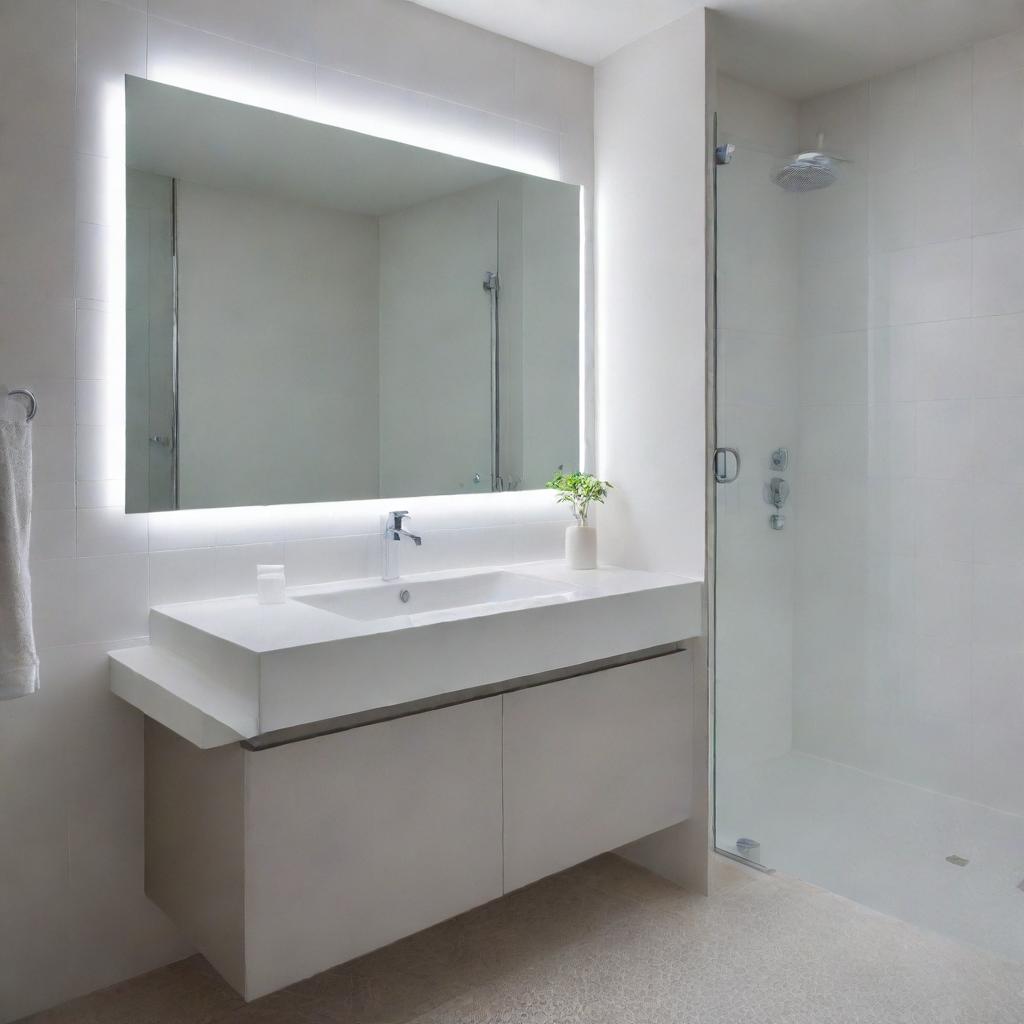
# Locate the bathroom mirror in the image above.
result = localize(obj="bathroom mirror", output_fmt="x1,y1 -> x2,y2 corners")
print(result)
124,77 -> 581,513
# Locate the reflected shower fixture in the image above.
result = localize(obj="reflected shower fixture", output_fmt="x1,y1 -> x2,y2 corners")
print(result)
771,132 -> 850,192
715,142 -> 735,165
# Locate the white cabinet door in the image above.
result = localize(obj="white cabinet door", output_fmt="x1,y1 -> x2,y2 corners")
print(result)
502,651 -> 693,892
243,697 -> 503,998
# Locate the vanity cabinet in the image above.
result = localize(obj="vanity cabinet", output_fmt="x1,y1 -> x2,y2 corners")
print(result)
147,698 -> 504,1000
145,647 -> 694,1000
502,651 -> 693,891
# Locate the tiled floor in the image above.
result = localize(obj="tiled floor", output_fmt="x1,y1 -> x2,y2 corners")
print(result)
19,854 -> 1024,1024
718,751 -> 1024,960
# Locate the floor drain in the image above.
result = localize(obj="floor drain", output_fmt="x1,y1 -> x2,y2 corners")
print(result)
945,854 -> 969,867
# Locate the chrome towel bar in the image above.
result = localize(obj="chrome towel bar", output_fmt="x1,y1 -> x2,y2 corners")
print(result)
7,389 -> 38,421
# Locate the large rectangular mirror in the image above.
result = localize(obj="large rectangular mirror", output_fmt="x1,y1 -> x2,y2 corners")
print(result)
125,77 -> 581,513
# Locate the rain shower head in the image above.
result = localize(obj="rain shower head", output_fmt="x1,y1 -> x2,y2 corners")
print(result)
771,133 -> 850,192
772,152 -> 839,192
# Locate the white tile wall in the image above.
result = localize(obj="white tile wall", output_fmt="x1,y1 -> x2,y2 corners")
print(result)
0,2 -> 591,1018
790,34 -> 1024,818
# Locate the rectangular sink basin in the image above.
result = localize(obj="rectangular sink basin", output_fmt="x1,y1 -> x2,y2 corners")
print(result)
293,570 -> 572,623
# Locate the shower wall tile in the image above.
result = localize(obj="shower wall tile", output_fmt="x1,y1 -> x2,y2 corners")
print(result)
908,318 -> 975,400
792,30 -> 1024,815
973,29 -> 1024,83
972,144 -> 1024,239
717,330 -> 797,407
799,254 -> 869,334
799,81 -> 869,164
973,397 -> 1024,484
0,2 -> 594,1018
913,49 -> 972,165
914,159 -> 971,244
914,478 -> 974,563
797,331 -> 868,405
868,171 -> 917,252
866,401 -> 916,479
970,642 -> 1024,813
799,403 -> 869,476
971,66 -> 1024,145
973,480 -> 1024,565
974,314 -> 1024,397
904,239 -> 972,324
798,175 -> 867,262
914,398 -> 971,477
717,74 -> 798,156
912,557 -> 972,639
972,563 -> 1024,648
867,97 -> 916,175
973,228 -> 1024,316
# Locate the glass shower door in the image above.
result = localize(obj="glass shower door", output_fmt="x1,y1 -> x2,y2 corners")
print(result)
711,110 -> 800,870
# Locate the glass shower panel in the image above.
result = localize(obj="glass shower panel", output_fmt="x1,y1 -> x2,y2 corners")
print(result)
713,66 -> 1024,962
712,90 -> 802,868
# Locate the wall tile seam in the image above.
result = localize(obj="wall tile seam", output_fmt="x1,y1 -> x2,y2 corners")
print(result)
142,6 -> 593,84
138,12 -> 590,143
311,62 -> 573,143
34,634 -> 150,654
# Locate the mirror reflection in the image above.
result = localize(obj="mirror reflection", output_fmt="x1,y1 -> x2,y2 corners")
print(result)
125,77 -> 581,513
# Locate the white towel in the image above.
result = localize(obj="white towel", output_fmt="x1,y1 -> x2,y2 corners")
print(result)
0,410 -> 39,699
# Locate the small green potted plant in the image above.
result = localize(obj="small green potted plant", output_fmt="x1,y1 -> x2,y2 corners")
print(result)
546,469 -> 613,570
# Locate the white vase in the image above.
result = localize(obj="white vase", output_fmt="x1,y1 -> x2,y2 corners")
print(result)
565,524 -> 597,570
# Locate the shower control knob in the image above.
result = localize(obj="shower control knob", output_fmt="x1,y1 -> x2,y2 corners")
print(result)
764,476 -> 790,509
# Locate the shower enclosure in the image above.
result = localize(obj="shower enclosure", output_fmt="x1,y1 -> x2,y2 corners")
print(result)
713,42 -> 1024,961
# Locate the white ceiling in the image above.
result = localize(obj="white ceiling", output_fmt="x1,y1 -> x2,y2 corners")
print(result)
411,0 -> 1024,98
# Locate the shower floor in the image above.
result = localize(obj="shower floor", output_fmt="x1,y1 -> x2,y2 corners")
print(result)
717,752 -> 1024,962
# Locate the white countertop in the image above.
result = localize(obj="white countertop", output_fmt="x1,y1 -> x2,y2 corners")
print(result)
111,561 -> 704,749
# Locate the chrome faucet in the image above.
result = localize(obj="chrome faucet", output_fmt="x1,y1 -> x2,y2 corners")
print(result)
381,510 -> 422,581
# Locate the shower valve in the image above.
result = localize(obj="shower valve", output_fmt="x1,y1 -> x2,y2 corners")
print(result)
764,476 -> 790,509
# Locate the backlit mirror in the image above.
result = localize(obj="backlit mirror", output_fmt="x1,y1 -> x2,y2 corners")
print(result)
125,77 -> 581,513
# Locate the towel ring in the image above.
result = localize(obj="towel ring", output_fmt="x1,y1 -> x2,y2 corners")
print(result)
7,389 -> 38,421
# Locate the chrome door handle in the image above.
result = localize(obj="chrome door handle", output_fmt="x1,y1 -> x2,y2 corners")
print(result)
713,447 -> 740,483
